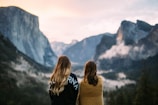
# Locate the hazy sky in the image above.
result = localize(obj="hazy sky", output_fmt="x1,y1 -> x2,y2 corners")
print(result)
1,0 -> 158,43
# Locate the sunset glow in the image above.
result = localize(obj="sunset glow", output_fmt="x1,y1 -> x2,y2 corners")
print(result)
1,0 -> 158,43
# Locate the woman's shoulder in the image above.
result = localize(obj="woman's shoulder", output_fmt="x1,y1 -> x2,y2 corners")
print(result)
68,73 -> 79,90
97,75 -> 103,80
98,76 -> 104,85
80,79 -> 85,84
68,73 -> 78,82
70,73 -> 77,77
97,75 -> 104,84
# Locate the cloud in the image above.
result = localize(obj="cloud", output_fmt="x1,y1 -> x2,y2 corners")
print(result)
129,45 -> 158,60
99,41 -> 158,61
99,42 -> 131,59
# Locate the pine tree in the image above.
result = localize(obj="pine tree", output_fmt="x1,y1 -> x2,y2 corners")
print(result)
107,92 -> 115,105
133,70 -> 152,105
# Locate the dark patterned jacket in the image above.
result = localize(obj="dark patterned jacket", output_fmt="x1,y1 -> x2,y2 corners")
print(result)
49,73 -> 79,105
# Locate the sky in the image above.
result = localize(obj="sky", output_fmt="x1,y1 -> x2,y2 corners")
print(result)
1,0 -> 158,44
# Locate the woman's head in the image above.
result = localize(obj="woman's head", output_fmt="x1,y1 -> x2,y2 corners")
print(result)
50,55 -> 71,95
55,55 -> 71,73
84,61 -> 98,86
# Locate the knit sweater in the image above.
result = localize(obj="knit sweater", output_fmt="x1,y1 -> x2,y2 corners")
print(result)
79,76 -> 104,105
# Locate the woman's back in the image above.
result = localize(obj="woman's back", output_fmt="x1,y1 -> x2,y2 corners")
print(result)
49,73 -> 79,105
49,55 -> 79,105
79,76 -> 104,105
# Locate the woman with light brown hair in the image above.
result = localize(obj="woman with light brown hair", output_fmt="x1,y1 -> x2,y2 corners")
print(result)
79,61 -> 104,105
49,55 -> 79,105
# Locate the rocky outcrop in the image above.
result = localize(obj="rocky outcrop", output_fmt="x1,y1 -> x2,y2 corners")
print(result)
116,20 -> 152,45
94,33 -> 116,60
0,6 -> 56,67
95,20 -> 158,71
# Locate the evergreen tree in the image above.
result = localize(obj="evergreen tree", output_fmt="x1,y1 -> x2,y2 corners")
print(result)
133,70 -> 152,105
115,91 -> 124,105
107,92 -> 115,105
152,86 -> 158,105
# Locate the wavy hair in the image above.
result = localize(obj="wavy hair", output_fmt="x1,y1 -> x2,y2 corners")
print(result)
84,61 -> 98,86
50,55 -> 71,95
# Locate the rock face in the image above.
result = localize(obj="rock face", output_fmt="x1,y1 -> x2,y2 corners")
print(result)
95,20 -> 158,71
0,6 -> 56,67
94,33 -> 116,61
63,34 -> 104,64
116,20 -> 152,45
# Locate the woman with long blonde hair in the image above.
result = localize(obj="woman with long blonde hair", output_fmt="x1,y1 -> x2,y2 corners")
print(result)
49,55 -> 79,105
79,61 -> 104,105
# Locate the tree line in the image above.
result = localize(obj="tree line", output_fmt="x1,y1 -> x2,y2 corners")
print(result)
103,69 -> 158,105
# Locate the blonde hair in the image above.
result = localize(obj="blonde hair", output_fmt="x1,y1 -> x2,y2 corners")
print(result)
84,61 -> 98,86
50,55 -> 71,95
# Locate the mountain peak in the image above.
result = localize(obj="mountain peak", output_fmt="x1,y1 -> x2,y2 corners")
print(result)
0,6 -> 57,67
118,20 -> 150,45
70,39 -> 78,44
136,20 -> 153,32
1,6 -> 37,17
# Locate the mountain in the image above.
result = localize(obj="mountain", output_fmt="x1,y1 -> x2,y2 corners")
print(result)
51,40 -> 78,56
94,33 -> 116,60
63,34 -> 104,64
0,6 -> 57,67
116,20 -> 152,45
0,32 -> 51,105
95,20 -> 158,72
